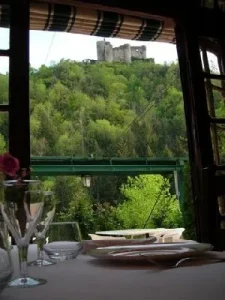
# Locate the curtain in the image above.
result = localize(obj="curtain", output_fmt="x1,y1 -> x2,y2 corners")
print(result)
0,2 -> 175,43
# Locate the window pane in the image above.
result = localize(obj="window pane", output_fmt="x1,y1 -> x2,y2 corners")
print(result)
30,33 -> 187,158
0,28 -> 9,50
0,57 -> 9,105
0,112 -> 8,152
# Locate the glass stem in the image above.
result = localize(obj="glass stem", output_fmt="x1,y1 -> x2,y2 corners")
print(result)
18,245 -> 28,279
37,238 -> 45,262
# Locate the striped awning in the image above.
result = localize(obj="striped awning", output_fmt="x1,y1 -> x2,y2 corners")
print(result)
0,2 -> 175,43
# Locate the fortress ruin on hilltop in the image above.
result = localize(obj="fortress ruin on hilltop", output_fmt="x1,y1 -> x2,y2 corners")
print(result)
97,40 -> 147,63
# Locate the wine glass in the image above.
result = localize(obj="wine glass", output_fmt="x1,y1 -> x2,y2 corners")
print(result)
44,222 -> 82,261
28,191 -> 56,266
0,215 -> 13,294
0,248 -> 13,295
0,215 -> 12,252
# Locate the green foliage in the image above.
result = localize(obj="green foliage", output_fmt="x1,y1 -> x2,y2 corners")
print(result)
92,202 -> 122,231
117,175 -> 183,229
0,133 -> 6,153
27,59 -> 188,158
0,59 -> 196,237
50,177 -> 123,238
0,114 -> 8,148
0,74 -> 8,104
181,163 -> 197,240
52,176 -> 94,239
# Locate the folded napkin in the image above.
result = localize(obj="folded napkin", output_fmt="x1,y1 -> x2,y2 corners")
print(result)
81,237 -> 156,254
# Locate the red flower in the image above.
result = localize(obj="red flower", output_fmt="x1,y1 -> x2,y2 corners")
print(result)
0,153 -> 20,177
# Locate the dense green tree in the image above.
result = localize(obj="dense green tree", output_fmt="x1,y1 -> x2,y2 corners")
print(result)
117,175 -> 183,229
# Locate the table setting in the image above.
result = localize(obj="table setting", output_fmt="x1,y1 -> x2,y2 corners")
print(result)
1,153 -> 225,299
2,241 -> 225,300
1,216 -> 225,300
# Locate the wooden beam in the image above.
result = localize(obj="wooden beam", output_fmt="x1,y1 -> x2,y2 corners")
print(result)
9,0 -> 30,169
210,117 -> 225,124
0,104 -> 9,112
8,0 -> 30,234
203,72 -> 225,81
0,50 -> 10,57
175,21 -> 221,248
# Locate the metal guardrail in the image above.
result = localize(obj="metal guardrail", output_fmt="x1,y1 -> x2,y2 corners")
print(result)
30,156 -> 187,176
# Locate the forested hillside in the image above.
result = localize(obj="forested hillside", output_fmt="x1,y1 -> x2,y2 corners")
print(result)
0,59 -> 209,238
29,59 -> 187,157
0,59 -> 186,157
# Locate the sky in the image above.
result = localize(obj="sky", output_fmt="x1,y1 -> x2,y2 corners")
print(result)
0,28 -> 179,74
0,28 -> 217,74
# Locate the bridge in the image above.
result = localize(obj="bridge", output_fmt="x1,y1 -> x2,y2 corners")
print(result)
31,156 -> 187,205
31,156 -> 186,176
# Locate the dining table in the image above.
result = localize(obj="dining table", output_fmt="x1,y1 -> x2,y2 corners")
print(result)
2,244 -> 225,300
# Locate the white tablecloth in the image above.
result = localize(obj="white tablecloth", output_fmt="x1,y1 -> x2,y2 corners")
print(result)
2,245 -> 225,300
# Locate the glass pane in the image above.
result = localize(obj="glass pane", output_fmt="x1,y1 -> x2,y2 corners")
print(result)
201,0 -> 214,8
212,87 -> 225,118
30,33 -> 186,158
201,0 -> 225,10
210,124 -> 225,162
0,112 -> 8,152
0,28 -> 9,50
201,51 -> 225,119
0,57 -> 9,105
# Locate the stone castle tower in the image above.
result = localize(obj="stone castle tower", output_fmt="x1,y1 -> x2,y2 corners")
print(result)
97,41 -> 146,63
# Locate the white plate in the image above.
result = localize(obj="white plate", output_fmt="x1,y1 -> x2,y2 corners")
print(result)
109,248 -> 195,261
88,242 -> 212,262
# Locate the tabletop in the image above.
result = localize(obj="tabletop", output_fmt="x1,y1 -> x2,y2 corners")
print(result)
2,245 -> 225,300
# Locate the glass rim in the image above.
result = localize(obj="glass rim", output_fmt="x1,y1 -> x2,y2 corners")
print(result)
25,190 -> 54,196
3,179 -> 41,186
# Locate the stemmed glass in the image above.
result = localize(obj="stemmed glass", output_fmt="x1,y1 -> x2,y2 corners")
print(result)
0,180 -> 47,287
0,247 -> 13,295
0,216 -> 12,252
28,191 -> 56,266
0,216 -> 13,294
